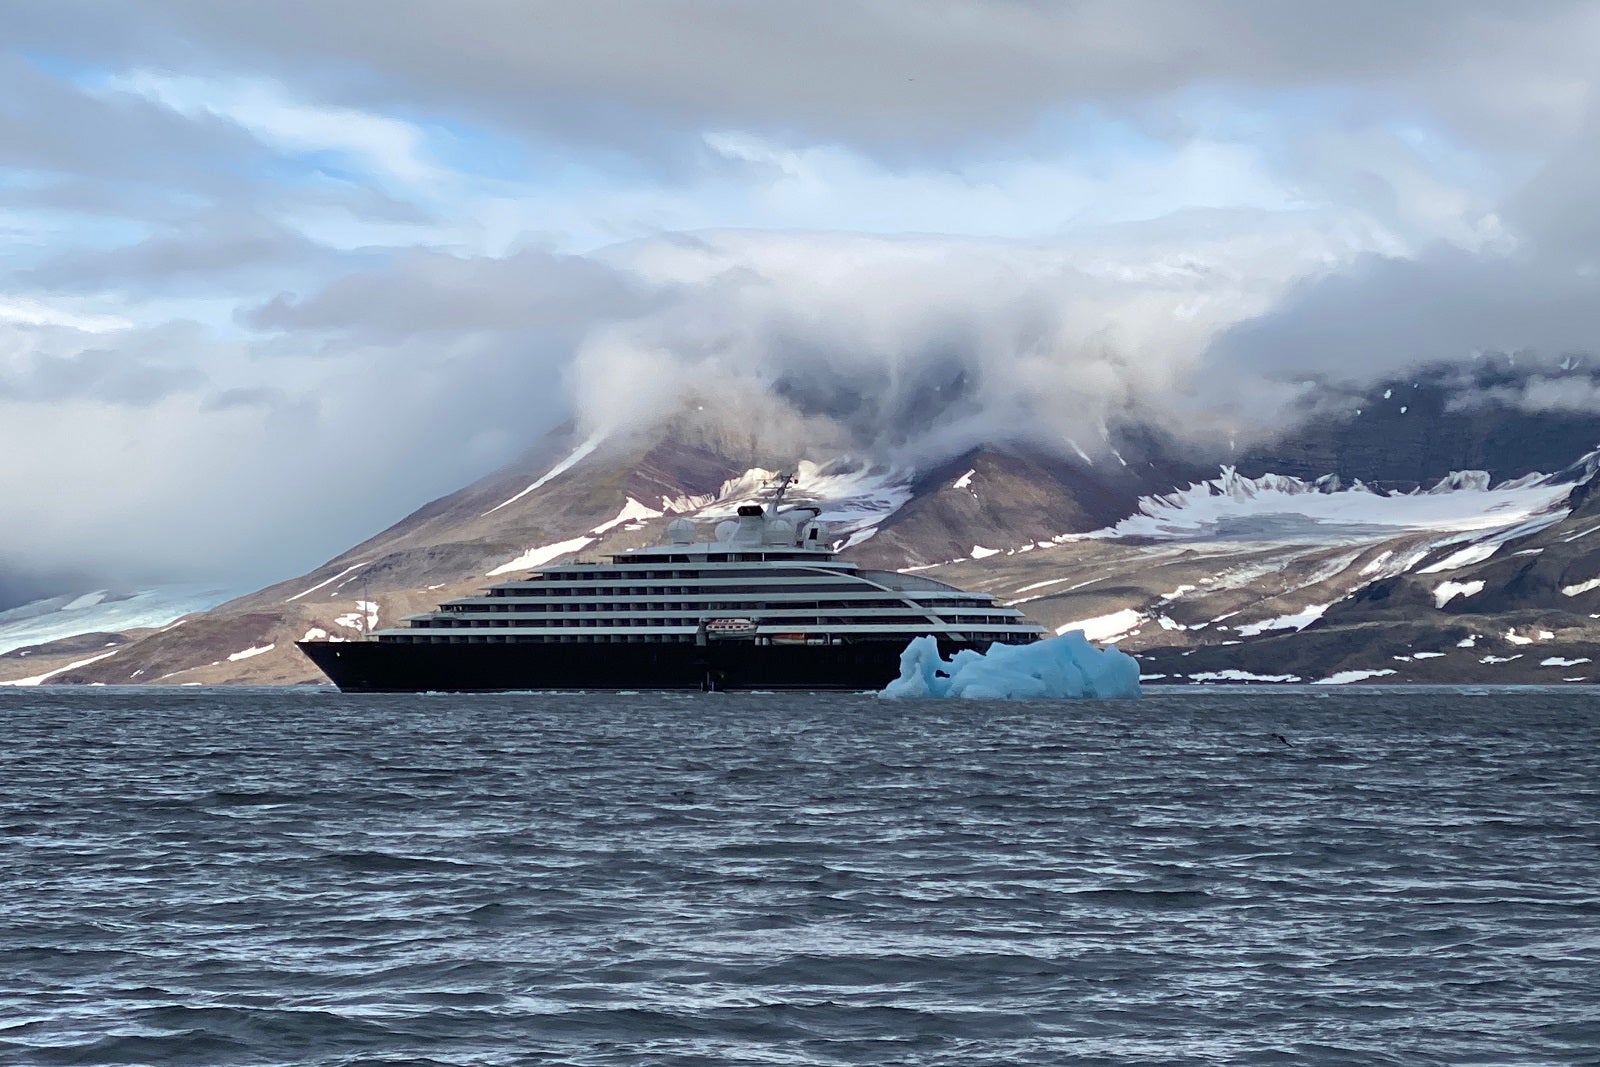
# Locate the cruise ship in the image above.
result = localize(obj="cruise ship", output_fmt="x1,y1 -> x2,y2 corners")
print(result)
298,479 -> 1044,691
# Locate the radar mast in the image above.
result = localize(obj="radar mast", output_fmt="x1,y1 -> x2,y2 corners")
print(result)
766,472 -> 797,513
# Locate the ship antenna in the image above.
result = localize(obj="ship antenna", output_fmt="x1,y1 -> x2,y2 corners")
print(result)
768,472 -> 796,512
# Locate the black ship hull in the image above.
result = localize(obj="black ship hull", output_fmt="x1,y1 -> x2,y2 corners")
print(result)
297,638 -> 978,693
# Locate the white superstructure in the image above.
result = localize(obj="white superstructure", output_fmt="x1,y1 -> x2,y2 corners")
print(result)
375,483 -> 1043,648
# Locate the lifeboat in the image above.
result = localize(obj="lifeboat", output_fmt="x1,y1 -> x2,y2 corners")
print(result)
703,617 -> 758,639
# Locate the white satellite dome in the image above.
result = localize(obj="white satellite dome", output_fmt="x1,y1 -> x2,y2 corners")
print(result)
714,520 -> 738,542
764,517 -> 795,543
666,517 -> 695,543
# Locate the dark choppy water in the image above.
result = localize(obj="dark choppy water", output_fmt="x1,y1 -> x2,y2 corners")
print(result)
2,686 -> 1598,1066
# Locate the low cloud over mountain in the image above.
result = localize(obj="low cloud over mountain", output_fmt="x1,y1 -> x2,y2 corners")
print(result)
4,2 -> 1600,603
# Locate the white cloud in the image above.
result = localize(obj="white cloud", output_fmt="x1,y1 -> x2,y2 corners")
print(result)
3,2 -> 1600,602
0,296 -> 130,332
106,71 -> 443,188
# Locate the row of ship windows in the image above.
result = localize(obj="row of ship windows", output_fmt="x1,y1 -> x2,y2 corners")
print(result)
504,563 -> 835,585
489,582 -> 866,597
386,634 -> 702,644
409,614 -> 1013,629
444,598 -> 996,613
381,632 -> 1039,645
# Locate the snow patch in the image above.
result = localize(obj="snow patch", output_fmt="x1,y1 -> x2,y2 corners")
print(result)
1420,543 -> 1502,573
590,497 -> 664,535
952,469 -> 975,490
226,644 -> 275,662
484,432 -> 605,515
970,545 -> 1000,559
1561,577 -> 1600,597
1055,609 -> 1144,644
287,562 -> 370,603
0,647 -> 122,686
333,600 -> 379,632
487,536 -> 596,577
1312,669 -> 1397,685
1559,521 -> 1600,543
1541,657 -> 1591,667
1433,580 -> 1485,608
1235,604 -> 1328,637
1190,670 -> 1302,682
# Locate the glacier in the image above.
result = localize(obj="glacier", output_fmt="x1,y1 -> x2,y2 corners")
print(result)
881,632 -> 1141,700
1095,465 -> 1573,542
0,586 -> 231,657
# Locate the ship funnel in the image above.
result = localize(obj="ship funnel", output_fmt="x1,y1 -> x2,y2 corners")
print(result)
734,503 -> 766,542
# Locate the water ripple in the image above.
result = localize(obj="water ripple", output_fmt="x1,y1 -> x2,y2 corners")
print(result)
1,685 -> 1597,1065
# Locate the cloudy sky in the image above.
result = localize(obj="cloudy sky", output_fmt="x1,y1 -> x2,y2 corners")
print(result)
3,1 -> 1600,599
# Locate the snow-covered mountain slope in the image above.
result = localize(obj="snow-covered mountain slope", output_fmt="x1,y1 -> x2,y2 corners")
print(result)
845,446 -> 1181,570
915,458 -> 1599,684
1095,466 -> 1573,542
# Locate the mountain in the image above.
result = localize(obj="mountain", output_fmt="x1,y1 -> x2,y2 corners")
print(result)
7,371 -> 1599,687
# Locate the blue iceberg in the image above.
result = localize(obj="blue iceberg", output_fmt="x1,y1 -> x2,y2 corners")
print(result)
880,632 -> 1142,700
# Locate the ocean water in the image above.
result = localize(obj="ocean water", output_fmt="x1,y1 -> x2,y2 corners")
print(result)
2,687 -> 1597,1066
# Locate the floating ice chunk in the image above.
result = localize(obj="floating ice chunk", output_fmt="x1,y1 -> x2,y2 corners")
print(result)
880,632 -> 1141,700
